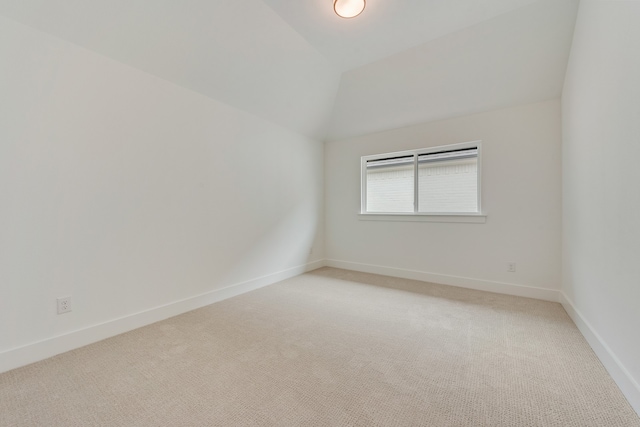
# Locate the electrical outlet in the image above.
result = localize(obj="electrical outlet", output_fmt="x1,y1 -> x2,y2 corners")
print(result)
507,262 -> 516,273
57,296 -> 72,314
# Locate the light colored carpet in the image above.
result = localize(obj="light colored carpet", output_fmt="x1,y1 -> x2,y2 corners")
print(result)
1,267 -> 638,426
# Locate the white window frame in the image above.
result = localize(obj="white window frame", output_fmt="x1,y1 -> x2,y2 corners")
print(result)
360,141 -> 485,223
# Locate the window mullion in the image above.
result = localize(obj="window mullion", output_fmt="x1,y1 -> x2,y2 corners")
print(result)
413,154 -> 418,213
361,157 -> 367,213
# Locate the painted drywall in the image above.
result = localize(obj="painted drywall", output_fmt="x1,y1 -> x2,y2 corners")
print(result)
327,0 -> 578,141
261,0 -> 540,71
325,100 -> 562,296
0,17 -> 324,368
0,1 -> 341,139
562,0 -> 640,412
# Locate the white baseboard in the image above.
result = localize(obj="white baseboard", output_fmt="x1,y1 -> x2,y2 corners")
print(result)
325,259 -> 560,302
0,259 -> 325,375
560,292 -> 640,415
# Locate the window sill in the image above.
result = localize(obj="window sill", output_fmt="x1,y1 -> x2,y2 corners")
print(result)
358,213 -> 487,223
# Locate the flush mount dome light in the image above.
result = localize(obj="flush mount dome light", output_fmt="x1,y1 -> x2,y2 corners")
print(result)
334,0 -> 366,19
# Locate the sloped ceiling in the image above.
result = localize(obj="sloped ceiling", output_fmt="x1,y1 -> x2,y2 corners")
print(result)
326,0 -> 580,140
261,0 -> 542,71
0,0 -> 579,141
0,0 -> 341,139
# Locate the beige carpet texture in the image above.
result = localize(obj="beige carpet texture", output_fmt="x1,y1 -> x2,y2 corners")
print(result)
1,267 -> 638,426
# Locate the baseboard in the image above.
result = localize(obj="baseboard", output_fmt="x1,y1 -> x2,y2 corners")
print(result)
560,292 -> 640,415
0,259 -> 326,375
325,259 -> 560,302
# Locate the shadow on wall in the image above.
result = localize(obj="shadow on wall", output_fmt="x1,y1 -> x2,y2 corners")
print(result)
217,196 -> 321,289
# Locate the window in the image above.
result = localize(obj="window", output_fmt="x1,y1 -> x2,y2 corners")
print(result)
361,141 -> 481,215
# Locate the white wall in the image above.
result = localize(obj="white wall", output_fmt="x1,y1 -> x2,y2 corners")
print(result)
325,100 -> 562,299
0,17 -> 324,371
561,0 -> 640,413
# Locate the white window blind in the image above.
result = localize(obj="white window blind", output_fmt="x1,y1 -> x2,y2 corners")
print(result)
418,148 -> 478,213
366,155 -> 414,213
362,142 -> 481,215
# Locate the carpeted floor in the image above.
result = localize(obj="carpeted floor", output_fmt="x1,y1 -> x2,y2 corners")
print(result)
1,267 -> 638,426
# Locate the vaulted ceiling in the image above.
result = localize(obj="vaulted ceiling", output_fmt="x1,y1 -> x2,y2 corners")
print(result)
262,0 -> 543,72
326,0 -> 579,140
0,0 -> 579,141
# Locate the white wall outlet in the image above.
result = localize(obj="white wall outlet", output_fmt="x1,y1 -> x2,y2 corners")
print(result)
507,262 -> 516,273
57,296 -> 72,314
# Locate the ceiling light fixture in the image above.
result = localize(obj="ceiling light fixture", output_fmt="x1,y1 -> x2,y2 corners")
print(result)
334,0 -> 366,19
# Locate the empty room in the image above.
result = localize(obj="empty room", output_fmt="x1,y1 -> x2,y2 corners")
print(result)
1,0 -> 639,425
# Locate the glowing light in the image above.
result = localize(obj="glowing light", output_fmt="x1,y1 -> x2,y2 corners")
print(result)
334,0 -> 366,19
